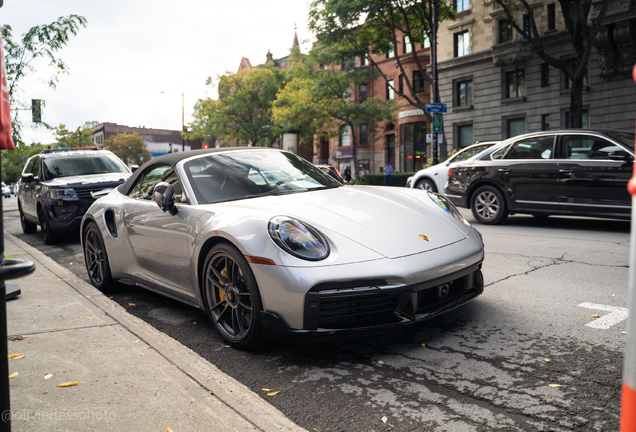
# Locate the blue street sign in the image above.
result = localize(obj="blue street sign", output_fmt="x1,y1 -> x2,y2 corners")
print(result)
426,103 -> 447,113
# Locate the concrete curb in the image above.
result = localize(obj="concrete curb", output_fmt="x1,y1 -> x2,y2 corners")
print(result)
5,231 -> 305,432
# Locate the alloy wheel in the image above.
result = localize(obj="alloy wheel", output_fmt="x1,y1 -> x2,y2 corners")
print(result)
85,227 -> 106,285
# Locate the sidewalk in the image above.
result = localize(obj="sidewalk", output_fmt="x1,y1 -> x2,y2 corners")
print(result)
3,231 -> 305,432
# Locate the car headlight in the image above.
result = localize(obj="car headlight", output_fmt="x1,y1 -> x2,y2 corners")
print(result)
268,216 -> 330,261
50,188 -> 78,199
427,191 -> 468,224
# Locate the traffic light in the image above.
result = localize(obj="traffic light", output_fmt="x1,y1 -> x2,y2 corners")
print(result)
31,99 -> 42,123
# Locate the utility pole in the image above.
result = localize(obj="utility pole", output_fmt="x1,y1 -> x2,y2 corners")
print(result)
431,0 -> 439,165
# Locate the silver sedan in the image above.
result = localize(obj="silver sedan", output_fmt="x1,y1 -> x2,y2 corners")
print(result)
81,147 -> 485,348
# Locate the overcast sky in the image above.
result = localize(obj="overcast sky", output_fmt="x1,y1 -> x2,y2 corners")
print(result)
1,0 -> 313,145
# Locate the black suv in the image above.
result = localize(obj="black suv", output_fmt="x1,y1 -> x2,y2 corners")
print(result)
16,148 -> 131,244
444,129 -> 635,224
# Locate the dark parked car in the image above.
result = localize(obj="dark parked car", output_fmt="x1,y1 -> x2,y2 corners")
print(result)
444,129 -> 635,224
316,164 -> 345,184
16,148 -> 132,244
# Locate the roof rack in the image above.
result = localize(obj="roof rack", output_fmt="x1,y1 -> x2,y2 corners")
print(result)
42,146 -> 99,153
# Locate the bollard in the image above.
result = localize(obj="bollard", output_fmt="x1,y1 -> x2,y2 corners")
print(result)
620,63 -> 636,432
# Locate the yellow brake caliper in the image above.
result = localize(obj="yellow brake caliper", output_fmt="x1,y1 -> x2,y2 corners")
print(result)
218,262 -> 230,303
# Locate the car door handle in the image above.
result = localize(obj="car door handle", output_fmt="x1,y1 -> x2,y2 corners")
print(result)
498,169 -> 510,173
559,169 -> 574,173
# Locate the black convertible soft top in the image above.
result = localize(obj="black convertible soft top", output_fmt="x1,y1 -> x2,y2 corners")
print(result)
118,147 -> 279,195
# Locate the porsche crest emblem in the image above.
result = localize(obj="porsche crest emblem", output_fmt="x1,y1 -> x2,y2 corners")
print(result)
419,234 -> 431,242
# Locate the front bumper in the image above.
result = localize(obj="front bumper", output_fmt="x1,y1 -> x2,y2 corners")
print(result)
261,264 -> 483,340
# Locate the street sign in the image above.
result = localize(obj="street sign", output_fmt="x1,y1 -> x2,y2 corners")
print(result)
426,103 -> 447,113
433,116 -> 442,132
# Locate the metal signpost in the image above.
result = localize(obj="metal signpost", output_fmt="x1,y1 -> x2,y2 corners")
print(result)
426,103 -> 447,165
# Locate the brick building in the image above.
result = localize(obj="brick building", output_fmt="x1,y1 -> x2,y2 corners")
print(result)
88,122 -> 203,161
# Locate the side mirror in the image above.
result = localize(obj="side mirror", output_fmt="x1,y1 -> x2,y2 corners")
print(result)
152,182 -> 178,215
130,165 -> 139,173
608,150 -> 633,161
21,173 -> 35,183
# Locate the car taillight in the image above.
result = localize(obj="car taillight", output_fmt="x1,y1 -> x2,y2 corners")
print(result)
447,166 -> 453,177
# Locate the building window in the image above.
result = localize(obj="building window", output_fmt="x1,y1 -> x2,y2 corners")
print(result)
547,4 -> 556,30
541,64 -> 550,88
399,74 -> 404,94
400,122 -> 428,172
523,14 -> 530,35
507,118 -> 526,138
506,70 -> 525,98
541,114 -> 550,130
360,125 -> 368,146
387,42 -> 394,58
455,0 -> 469,13
404,36 -> 412,54
422,32 -> 431,48
360,55 -> 366,66
454,31 -> 469,57
387,80 -> 395,100
499,19 -> 513,43
339,125 -> 351,147
456,80 -> 473,106
359,84 -> 367,101
458,124 -> 474,148
413,71 -> 426,93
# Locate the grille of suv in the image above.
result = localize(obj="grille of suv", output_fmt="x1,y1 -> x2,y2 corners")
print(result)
75,183 -> 122,200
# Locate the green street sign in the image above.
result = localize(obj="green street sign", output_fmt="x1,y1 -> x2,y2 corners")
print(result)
433,116 -> 442,133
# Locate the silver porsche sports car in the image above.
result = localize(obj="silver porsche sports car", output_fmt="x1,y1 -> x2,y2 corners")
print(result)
81,148 -> 485,348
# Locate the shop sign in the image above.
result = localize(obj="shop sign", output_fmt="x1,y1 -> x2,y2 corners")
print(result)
332,148 -> 354,160
398,109 -> 424,119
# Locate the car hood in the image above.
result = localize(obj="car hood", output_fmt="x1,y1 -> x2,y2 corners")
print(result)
219,186 -> 469,260
43,172 -> 131,187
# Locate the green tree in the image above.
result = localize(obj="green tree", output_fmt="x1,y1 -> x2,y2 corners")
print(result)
194,64 -> 287,147
308,0 -> 454,118
273,47 -> 397,178
2,15 -> 87,145
53,121 -> 97,148
102,133 -> 151,166
493,0 -> 610,128
183,98 -> 220,146
1,142 -> 44,183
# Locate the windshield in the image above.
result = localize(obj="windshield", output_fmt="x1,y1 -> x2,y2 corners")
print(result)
604,131 -> 635,151
42,154 -> 129,180
450,143 -> 496,163
184,150 -> 342,204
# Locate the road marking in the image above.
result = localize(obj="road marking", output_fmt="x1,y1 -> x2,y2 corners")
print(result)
578,302 -> 629,329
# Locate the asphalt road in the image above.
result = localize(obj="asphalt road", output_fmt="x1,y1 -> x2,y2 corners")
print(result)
3,194 -> 630,431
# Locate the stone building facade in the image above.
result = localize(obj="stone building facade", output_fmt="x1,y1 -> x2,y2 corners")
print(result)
435,0 -> 636,150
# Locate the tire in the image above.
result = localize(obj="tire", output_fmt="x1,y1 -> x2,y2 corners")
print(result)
39,207 -> 57,245
19,203 -> 37,234
471,185 -> 508,225
202,243 -> 264,349
83,222 -> 115,291
416,179 -> 436,193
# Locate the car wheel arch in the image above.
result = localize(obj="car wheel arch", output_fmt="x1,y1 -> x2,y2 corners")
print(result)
415,176 -> 437,192
466,181 -> 507,209
196,236 -> 244,301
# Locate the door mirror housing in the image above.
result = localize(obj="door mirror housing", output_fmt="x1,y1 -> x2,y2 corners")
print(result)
21,173 -> 35,183
608,150 -> 633,161
152,182 -> 178,215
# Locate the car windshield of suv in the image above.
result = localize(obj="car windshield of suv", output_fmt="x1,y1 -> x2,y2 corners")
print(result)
42,154 -> 129,180
185,150 -> 342,204
603,131 -> 635,151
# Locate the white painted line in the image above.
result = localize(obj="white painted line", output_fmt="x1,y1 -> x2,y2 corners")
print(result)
578,302 -> 629,330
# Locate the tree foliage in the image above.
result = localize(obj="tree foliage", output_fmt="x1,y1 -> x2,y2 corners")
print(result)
273,46 -> 397,177
2,15 -> 87,145
1,142 -> 45,184
102,133 -> 151,166
53,121 -> 97,148
493,0 -> 610,128
191,65 -> 288,147
308,0 -> 455,118
183,98 -> 220,146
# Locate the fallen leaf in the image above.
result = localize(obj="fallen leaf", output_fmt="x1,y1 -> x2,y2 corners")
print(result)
85,296 -> 90,298
544,359 -> 550,363
4,254 -> 13,259
193,322 -> 196,325
591,314 -> 600,318
382,416 -> 388,423
445,369 -> 450,372
56,381 -> 79,387
109,296 -> 114,299
86,317 -> 94,320
208,391 -> 212,394
261,388 -> 273,392
576,318 -> 580,320
378,360 -> 384,365
224,345 -> 231,348
128,303 -> 136,306
167,427 -> 174,432
267,391 -> 280,396
622,332 -> 627,335
8,354 -> 23,359
133,340 -> 139,344
314,428 -> 318,431
421,343 -> 426,347
44,374 -> 52,380
70,263 -> 73,265
548,384 -> 561,387
57,279 -> 62,282
8,372 -> 18,379
612,294 -> 616,297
